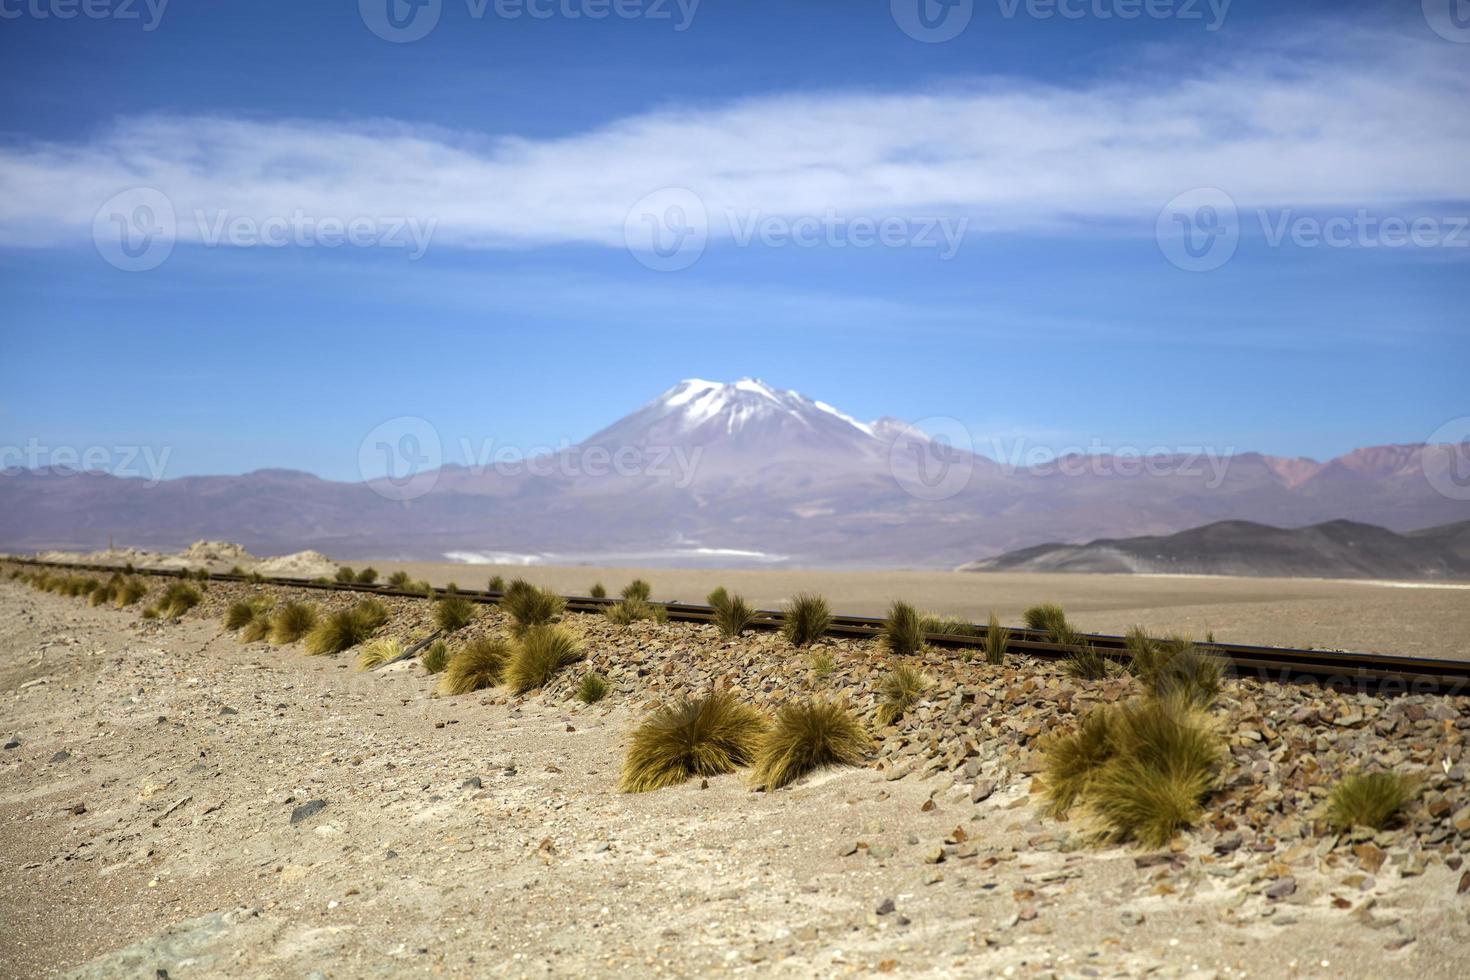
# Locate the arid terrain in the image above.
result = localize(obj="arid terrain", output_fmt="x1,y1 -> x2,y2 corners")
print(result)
367,559 -> 1470,662
2,566 -> 1469,978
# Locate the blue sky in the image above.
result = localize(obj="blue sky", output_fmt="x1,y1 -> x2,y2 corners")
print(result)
1,0 -> 1467,481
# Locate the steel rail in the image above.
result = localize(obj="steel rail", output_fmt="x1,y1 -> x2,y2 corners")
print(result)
5,556 -> 1467,694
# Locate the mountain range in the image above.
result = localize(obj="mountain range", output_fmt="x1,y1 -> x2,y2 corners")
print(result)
959,519 -> 1470,580
3,378 -> 1468,570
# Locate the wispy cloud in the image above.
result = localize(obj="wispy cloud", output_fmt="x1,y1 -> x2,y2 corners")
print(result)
1,29 -> 1466,251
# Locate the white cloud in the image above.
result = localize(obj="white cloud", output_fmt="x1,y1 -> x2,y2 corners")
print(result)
1,30 -> 1466,251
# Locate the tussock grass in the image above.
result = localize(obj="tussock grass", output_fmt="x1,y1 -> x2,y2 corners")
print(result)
604,597 -> 666,626
335,566 -> 357,583
881,600 -> 926,657
355,567 -> 378,584
1327,771 -> 1418,832
577,672 -> 609,704
149,583 -> 202,619
708,587 -> 756,637
781,592 -> 831,647
589,582 -> 606,599
1041,706 -> 1119,817
876,664 -> 932,727
114,579 -> 148,608
505,625 -> 582,694
487,575 -> 506,592
355,637 -> 402,671
1054,624 -> 1117,680
225,596 -> 274,631
440,636 -> 511,695
89,583 -> 116,607
1042,697 -> 1223,847
621,579 -> 652,602
420,639 -> 449,674
983,613 -> 1009,665
387,570 -> 411,588
268,601 -> 318,644
304,599 -> 387,656
807,650 -> 836,678
620,692 -> 768,792
1127,631 -> 1224,708
1024,602 -> 1069,635
434,595 -> 478,633
752,700 -> 869,790
503,579 -> 564,634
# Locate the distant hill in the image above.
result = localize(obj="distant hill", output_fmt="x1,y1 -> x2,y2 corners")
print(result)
3,378 -> 1469,567
958,519 -> 1470,581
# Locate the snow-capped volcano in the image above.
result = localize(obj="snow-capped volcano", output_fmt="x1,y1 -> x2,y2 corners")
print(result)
578,378 -> 891,464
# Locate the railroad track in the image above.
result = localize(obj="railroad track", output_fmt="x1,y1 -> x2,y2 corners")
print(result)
6,556 -> 1468,695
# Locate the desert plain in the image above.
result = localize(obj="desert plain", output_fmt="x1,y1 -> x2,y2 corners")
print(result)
2,557 -> 1469,978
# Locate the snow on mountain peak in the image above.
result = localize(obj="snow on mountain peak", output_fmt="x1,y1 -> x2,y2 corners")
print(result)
653,378 -> 878,438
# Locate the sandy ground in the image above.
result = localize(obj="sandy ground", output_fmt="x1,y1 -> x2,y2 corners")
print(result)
364,560 -> 1470,662
3,579 -> 1470,979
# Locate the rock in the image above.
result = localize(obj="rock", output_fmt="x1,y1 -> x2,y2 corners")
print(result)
1354,843 -> 1386,873
923,846 -> 946,864
1265,877 -> 1297,901
1214,834 -> 1243,855
970,780 -> 995,804
49,750 -> 70,763
289,800 -> 326,825
218,707 -> 237,716
3,737 -> 19,750
1120,910 -> 1145,926
461,777 -> 482,790
875,898 -> 895,916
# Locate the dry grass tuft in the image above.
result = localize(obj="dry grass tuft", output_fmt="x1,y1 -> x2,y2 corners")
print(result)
807,650 -> 836,678
708,587 -> 757,638
1042,697 -> 1223,847
420,639 -> 450,674
268,601 -> 318,644
621,579 -> 652,602
577,672 -> 609,704
588,582 -> 607,599
983,612 -> 1009,665
876,664 -> 932,727
149,583 -> 202,619
440,636 -> 511,695
434,595 -> 478,633
487,575 -> 506,592
335,566 -> 357,583
1327,771 -> 1418,832
114,579 -> 148,607
505,625 -> 583,694
781,592 -> 831,647
620,692 -> 768,792
604,597 -> 666,626
387,570 -> 412,588
881,600 -> 926,657
751,700 -> 869,790
304,599 -> 387,656
1127,631 -> 1225,708
355,567 -> 378,584
503,579 -> 565,634
1024,602 -> 1069,635
355,637 -> 402,671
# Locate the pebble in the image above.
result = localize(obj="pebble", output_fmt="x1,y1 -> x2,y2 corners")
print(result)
289,799 -> 326,825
